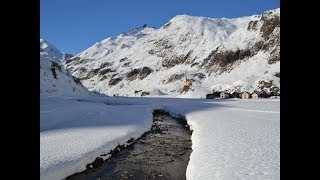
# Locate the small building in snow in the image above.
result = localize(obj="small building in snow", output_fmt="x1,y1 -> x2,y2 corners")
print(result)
230,92 -> 240,98
269,93 -> 280,99
252,92 -> 259,99
220,92 -> 230,99
252,91 -> 270,99
206,93 -> 215,99
241,91 -> 251,99
213,91 -> 221,97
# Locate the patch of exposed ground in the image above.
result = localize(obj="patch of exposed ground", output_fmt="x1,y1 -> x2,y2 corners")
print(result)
66,110 -> 192,180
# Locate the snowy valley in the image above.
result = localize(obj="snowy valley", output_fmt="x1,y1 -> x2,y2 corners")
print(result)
40,8 -> 280,180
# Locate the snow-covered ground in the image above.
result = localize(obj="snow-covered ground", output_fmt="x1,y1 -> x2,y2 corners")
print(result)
164,99 -> 280,179
40,96 -> 279,180
40,96 -> 154,180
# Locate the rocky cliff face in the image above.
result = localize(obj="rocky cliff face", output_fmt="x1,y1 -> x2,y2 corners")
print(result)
63,9 -> 280,98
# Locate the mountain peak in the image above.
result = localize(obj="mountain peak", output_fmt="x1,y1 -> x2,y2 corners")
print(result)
124,24 -> 154,36
40,38 -> 72,61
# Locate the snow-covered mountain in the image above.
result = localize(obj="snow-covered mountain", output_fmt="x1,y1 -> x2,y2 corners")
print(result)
40,39 -> 91,96
63,8 -> 280,98
40,39 -> 73,62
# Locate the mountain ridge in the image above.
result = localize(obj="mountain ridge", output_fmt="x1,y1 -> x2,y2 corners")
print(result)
63,8 -> 280,98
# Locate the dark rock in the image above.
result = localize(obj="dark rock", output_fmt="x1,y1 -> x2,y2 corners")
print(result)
50,68 -> 57,79
261,13 -> 280,40
274,72 -> 280,78
80,68 -> 101,80
180,85 -> 191,94
259,80 -> 273,88
268,53 -> 280,64
78,67 -> 87,73
109,77 -> 123,86
110,74 -> 117,78
247,20 -> 258,31
91,157 -> 104,168
193,73 -> 206,80
138,67 -> 153,80
162,50 -> 192,68
166,74 -> 185,83
65,57 -> 80,64
109,147 -> 120,156
163,22 -> 171,29
141,91 -> 150,96
126,138 -> 135,144
190,62 -> 199,68
119,57 -> 128,62
99,68 -> 115,76
118,144 -> 126,151
148,49 -> 155,55
121,44 -> 129,49
122,62 -> 130,67
51,61 -> 62,71
126,69 -> 141,80
100,62 -> 112,69
206,94 -> 215,99
100,76 -> 108,81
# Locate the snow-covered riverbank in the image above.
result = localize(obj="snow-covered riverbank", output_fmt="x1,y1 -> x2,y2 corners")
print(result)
40,96 -> 279,180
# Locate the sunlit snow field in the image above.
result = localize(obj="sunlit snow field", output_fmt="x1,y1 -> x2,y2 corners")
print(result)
40,96 -> 279,180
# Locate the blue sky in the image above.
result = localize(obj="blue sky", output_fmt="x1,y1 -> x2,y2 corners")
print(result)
40,0 -> 279,55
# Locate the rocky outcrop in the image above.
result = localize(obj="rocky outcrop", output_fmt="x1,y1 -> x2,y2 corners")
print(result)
109,77 -> 123,86
162,51 -> 193,68
261,11 -> 280,39
99,68 -> 115,76
138,67 -> 153,80
126,69 -> 141,80
166,74 -> 185,83
141,91 -> 150,96
247,20 -> 258,31
205,48 -> 254,74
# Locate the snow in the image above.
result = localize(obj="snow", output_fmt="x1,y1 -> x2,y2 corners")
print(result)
40,96 -> 279,180
40,96 -> 154,180
40,39 -> 71,62
206,51 -> 280,93
40,40 -> 91,97
40,9 -> 279,180
164,99 -> 280,179
64,8 -> 280,98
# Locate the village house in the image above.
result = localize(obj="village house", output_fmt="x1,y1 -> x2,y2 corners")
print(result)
241,91 -> 251,99
213,91 -> 221,97
253,91 -> 270,99
269,92 -> 280,99
206,93 -> 215,99
220,92 -> 230,99
230,91 -> 240,98
252,92 -> 259,99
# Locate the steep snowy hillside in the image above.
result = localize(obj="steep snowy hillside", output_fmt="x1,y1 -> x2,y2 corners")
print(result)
64,9 -> 280,98
40,39 -> 73,62
40,39 -> 91,96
